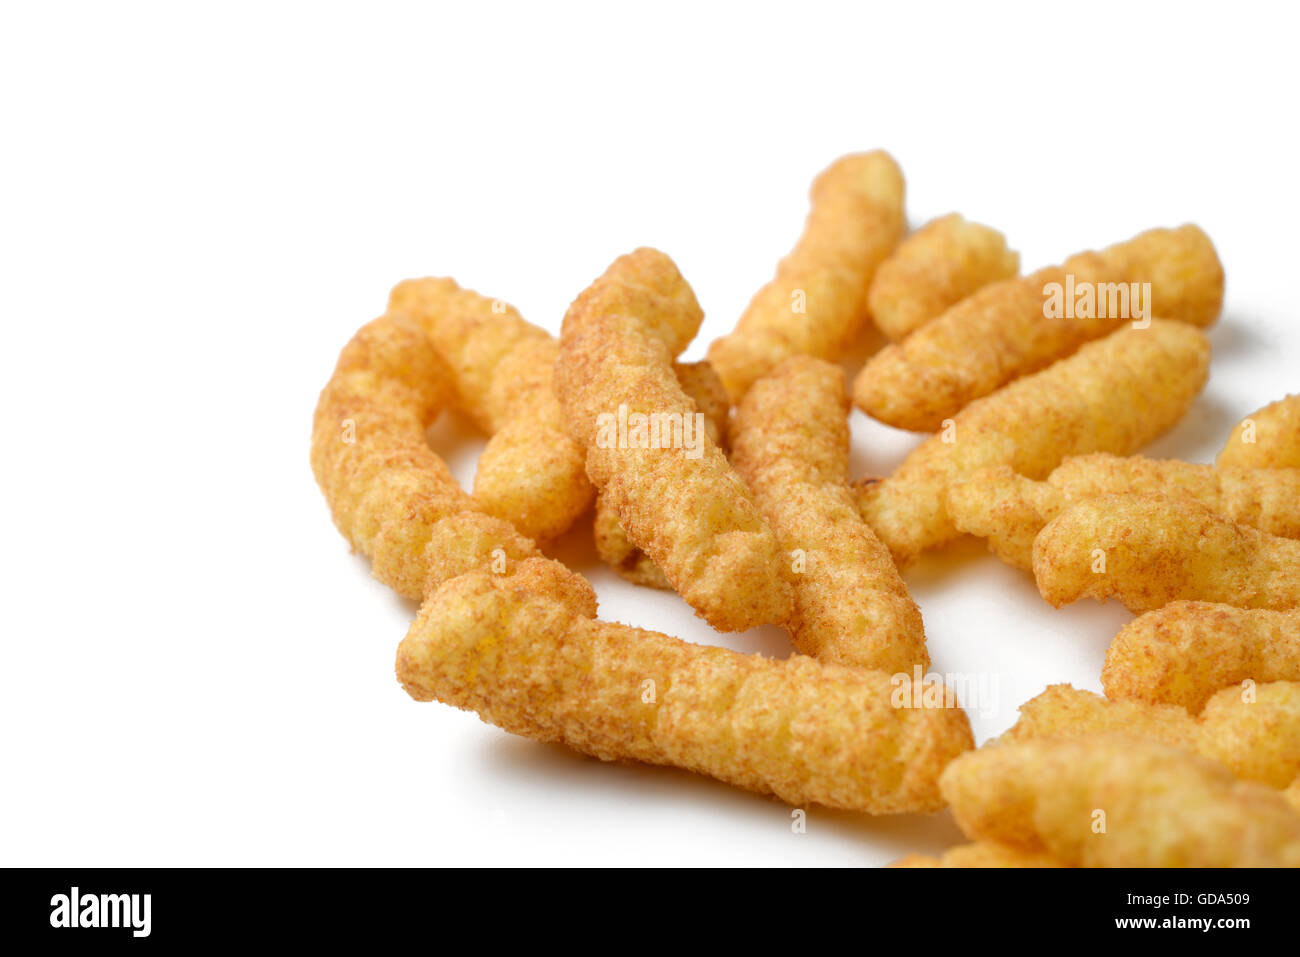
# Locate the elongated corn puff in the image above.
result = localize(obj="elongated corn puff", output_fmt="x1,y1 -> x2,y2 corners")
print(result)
940,735 -> 1300,867
856,320 -> 1209,566
732,356 -> 928,672
1101,601 -> 1300,712
1005,682 -> 1300,788
853,224 -> 1223,431
948,456 -> 1300,570
707,151 -> 905,401
869,213 -> 1019,341
387,278 -> 592,542
396,558 -> 973,813
593,360 -> 730,589
310,313 -> 538,599
1032,494 -> 1300,613
556,247 -> 793,631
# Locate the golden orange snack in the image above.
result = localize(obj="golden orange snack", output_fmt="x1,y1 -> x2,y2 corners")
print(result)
396,558 -> 974,814
1287,777 -> 1300,814
1003,684 -> 1194,749
1218,393 -> 1300,470
940,735 -> 1300,867
853,224 -> 1223,431
1101,602 -> 1300,713
592,360 -> 730,589
387,278 -> 593,542
856,320 -> 1210,566
948,456 -> 1300,570
890,842 -> 1064,868
1032,494 -> 1300,613
1198,681 -> 1300,788
706,151 -> 905,401
556,248 -> 793,632
1004,682 -> 1300,788
731,356 -> 928,673
868,213 -> 1019,341
310,312 -> 540,600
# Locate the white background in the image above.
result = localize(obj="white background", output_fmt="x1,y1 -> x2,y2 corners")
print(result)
2,2 -> 1296,866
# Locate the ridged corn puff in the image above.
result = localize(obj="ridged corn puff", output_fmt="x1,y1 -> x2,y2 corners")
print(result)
387,277 -> 592,542
948,456 -> 1300,570
1218,393 -> 1300,470
868,213 -> 1019,341
1032,494 -> 1300,613
853,224 -> 1223,431
556,248 -> 793,632
707,151 -> 905,401
856,320 -> 1210,566
397,558 -> 974,813
940,735 -> 1300,867
310,313 -> 538,599
731,356 -> 928,672
1004,682 -> 1300,788
1101,601 -> 1300,712
593,360 -> 730,589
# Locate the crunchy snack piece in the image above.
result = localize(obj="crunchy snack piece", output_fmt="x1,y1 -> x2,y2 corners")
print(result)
1004,682 -> 1300,788
1003,684 -> 1195,749
1102,602 -> 1300,712
1218,393 -> 1300,470
387,278 -> 592,542
732,356 -> 928,672
948,456 -> 1300,570
940,735 -> 1300,867
707,151 -> 905,401
556,248 -> 793,632
856,320 -> 1210,566
1032,494 -> 1300,613
310,312 -> 539,599
397,558 -> 974,813
869,214 -> 1019,341
853,224 -> 1223,431
1198,682 -> 1300,788
890,842 -> 1064,868
1287,777 -> 1300,814
593,360 -> 730,589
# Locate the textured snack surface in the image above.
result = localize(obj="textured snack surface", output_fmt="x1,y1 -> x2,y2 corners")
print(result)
853,224 -> 1223,431
1032,494 -> 1300,613
593,360 -> 731,589
1005,682 -> 1300,787
949,456 -> 1300,570
397,559 -> 974,814
707,151 -> 905,401
856,320 -> 1210,566
387,278 -> 593,542
940,735 -> 1300,867
310,312 -> 539,599
732,356 -> 928,672
1218,393 -> 1300,470
868,213 -> 1019,341
557,248 -> 793,631
1102,602 -> 1300,712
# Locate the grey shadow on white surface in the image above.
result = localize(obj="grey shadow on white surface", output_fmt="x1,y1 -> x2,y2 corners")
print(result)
477,733 -> 967,864
1140,389 -> 1241,464
1206,314 -> 1268,363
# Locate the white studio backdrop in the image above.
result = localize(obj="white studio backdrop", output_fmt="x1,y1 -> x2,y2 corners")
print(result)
1,1 -> 1296,866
